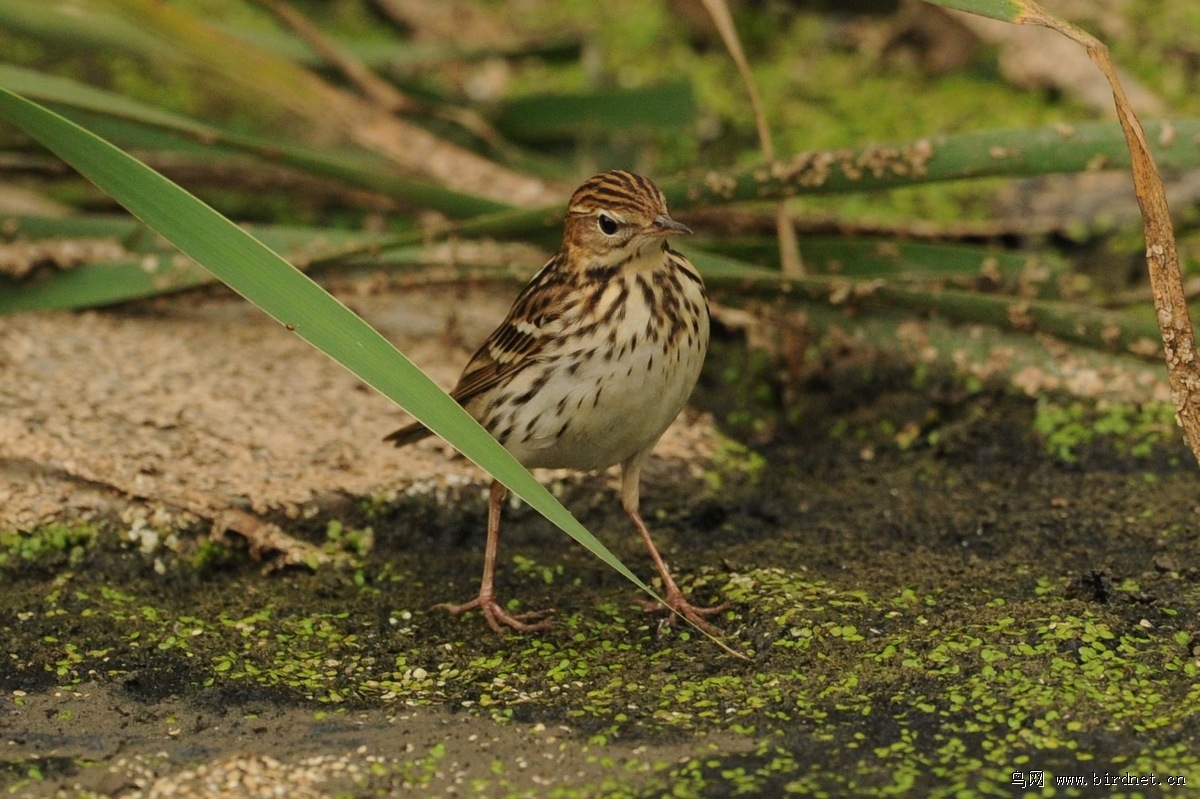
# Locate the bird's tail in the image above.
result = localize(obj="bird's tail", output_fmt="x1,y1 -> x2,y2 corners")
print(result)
383,422 -> 434,448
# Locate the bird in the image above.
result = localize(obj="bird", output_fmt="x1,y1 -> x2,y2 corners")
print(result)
385,170 -> 725,635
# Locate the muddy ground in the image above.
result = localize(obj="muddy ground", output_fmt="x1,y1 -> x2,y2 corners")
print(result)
2,286 -> 1198,797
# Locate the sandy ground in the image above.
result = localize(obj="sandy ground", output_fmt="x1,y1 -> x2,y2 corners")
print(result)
0,284 -> 717,537
6,682 -> 751,797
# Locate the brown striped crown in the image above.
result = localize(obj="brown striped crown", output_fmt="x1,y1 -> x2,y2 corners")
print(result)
567,170 -> 668,218
561,171 -> 690,267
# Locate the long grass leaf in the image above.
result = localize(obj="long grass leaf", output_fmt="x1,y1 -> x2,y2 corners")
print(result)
920,0 -> 1025,19
0,0 -> 550,207
327,118 -> 1200,258
666,119 -> 1200,206
687,249 -> 1162,355
0,64 -> 510,218
0,88 -> 666,619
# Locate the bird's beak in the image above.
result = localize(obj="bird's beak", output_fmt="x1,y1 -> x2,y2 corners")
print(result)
648,214 -> 693,237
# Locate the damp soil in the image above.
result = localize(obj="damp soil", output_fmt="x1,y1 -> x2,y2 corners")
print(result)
2,294 -> 1199,797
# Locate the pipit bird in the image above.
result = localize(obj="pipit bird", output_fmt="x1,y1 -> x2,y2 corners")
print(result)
385,170 -> 725,634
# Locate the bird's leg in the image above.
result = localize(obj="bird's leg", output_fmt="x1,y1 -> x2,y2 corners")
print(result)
621,454 -> 728,635
432,479 -> 554,633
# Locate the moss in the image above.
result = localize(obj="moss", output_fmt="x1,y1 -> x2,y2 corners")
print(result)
0,522 -> 97,573
704,432 -> 767,491
704,336 -> 780,438
1034,400 -> 1178,464
323,519 -> 375,558
189,536 -> 237,572
4,525 -> 1197,793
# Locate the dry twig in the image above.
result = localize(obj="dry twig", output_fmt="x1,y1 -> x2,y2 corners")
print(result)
697,0 -> 804,275
1015,3 -> 1200,464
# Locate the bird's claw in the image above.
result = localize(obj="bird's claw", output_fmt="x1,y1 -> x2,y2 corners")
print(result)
432,596 -> 555,633
637,592 -> 729,636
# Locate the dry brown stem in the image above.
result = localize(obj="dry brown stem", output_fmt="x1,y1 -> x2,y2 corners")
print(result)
1016,3 -> 1200,465
697,0 -> 803,275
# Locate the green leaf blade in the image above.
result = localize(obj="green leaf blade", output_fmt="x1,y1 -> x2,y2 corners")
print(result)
0,87 -> 655,600
920,0 -> 1026,22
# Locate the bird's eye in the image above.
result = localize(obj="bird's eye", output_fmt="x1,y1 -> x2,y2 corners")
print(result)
597,214 -> 619,236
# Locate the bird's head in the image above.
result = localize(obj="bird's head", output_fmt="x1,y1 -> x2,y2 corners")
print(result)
561,170 -> 691,268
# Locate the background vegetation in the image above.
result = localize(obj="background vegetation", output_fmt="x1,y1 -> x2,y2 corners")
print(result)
3,1 -> 1200,795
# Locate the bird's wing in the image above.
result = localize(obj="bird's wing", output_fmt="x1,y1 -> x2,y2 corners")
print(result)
447,253 -> 570,407
385,254 -> 570,446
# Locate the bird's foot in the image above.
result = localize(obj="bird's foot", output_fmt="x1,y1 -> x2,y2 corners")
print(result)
432,595 -> 554,634
637,590 -> 729,636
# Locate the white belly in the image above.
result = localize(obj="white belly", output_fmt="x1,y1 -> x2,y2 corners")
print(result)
472,268 -> 709,471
